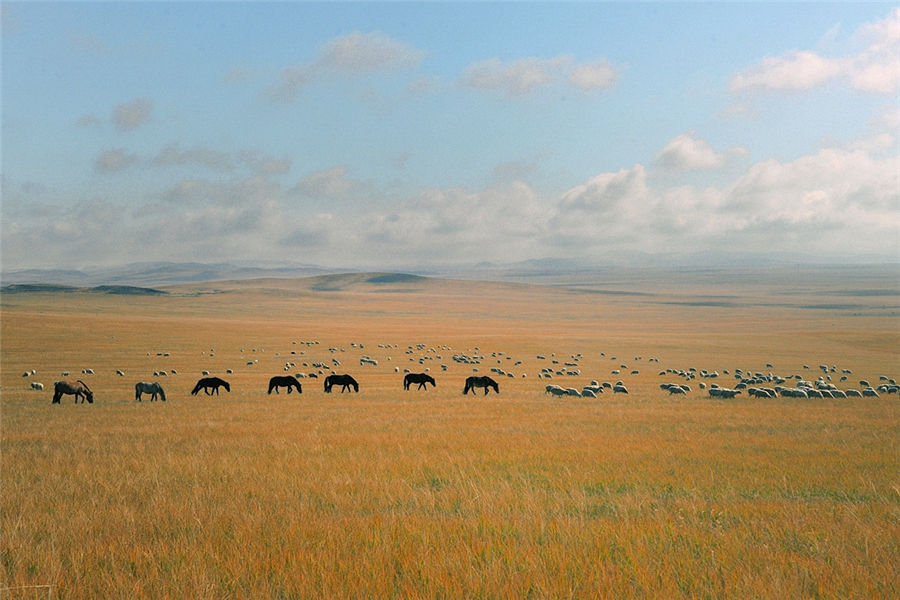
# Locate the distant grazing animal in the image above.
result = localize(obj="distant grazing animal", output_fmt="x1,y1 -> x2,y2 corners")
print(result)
30,382 -> 44,391
463,376 -> 499,395
191,377 -> 230,396
324,374 -> 359,393
404,373 -> 436,391
268,375 -> 303,395
135,381 -> 166,402
52,380 -> 93,404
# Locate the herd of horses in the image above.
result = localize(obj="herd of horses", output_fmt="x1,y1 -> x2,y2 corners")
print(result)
49,373 -> 499,404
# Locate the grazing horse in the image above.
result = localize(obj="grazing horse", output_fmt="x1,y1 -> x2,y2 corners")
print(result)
404,373 -> 436,391
324,374 -> 359,393
191,376 -> 230,396
135,381 -> 166,402
52,380 -> 94,404
463,376 -> 499,395
268,375 -> 302,395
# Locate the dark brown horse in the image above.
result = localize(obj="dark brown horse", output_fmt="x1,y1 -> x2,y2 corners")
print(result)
268,375 -> 302,394
52,380 -> 94,404
404,373 -> 436,390
324,374 -> 358,393
463,376 -> 499,395
191,377 -> 230,395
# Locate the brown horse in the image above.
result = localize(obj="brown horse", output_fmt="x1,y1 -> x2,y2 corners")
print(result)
191,377 -> 230,395
52,380 -> 94,404
267,375 -> 302,394
463,376 -> 499,395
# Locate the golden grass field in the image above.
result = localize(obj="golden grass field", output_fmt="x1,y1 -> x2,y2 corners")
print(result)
2,266 -> 898,598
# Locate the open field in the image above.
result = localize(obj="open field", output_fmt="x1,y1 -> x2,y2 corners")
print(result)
2,266 -> 899,598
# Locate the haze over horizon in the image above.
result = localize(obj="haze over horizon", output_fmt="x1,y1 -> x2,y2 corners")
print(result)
2,3 -> 898,272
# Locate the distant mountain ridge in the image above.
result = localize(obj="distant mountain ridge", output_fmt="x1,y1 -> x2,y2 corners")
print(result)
1,283 -> 167,295
0,261 -> 342,287
2,254 -> 896,287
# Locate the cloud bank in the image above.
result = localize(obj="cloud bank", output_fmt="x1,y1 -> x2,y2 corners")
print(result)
6,131 -> 896,269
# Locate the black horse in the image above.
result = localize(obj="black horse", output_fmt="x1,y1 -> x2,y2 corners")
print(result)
191,376 -> 231,396
404,372 -> 436,391
463,376 -> 499,395
324,374 -> 359,393
268,375 -> 302,395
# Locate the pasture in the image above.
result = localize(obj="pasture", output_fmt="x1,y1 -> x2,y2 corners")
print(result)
2,266 -> 898,598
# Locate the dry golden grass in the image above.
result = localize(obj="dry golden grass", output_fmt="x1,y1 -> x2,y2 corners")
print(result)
2,268 -> 898,598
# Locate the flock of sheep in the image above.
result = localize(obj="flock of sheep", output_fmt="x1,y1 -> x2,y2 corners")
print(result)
19,341 -> 898,403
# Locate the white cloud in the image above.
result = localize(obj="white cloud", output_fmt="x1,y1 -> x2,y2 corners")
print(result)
153,144 -> 235,171
95,148 -> 139,173
461,55 -> 618,97
263,65 -> 311,103
316,31 -> 424,73
730,9 -> 900,95
462,56 -> 570,96
263,31 -> 424,102
730,51 -> 845,92
568,60 -> 617,91
6,139 -> 897,269
291,166 -> 360,200
112,97 -> 153,132
655,132 -> 726,171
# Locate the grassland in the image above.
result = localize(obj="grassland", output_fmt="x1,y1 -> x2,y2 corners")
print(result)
2,267 -> 898,598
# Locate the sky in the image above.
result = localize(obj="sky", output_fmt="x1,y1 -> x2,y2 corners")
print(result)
2,2 -> 898,271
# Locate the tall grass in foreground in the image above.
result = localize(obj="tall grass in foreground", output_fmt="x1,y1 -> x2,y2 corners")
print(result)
3,390 -> 897,599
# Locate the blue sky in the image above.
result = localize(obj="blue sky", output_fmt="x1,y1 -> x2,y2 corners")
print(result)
2,2 -> 898,270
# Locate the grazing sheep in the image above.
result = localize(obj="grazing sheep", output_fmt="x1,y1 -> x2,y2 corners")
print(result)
613,384 -> 628,394
30,382 -> 44,391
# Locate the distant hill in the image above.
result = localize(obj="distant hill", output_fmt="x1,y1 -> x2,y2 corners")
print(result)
1,284 -> 167,296
1,261 -> 342,287
91,285 -> 168,296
